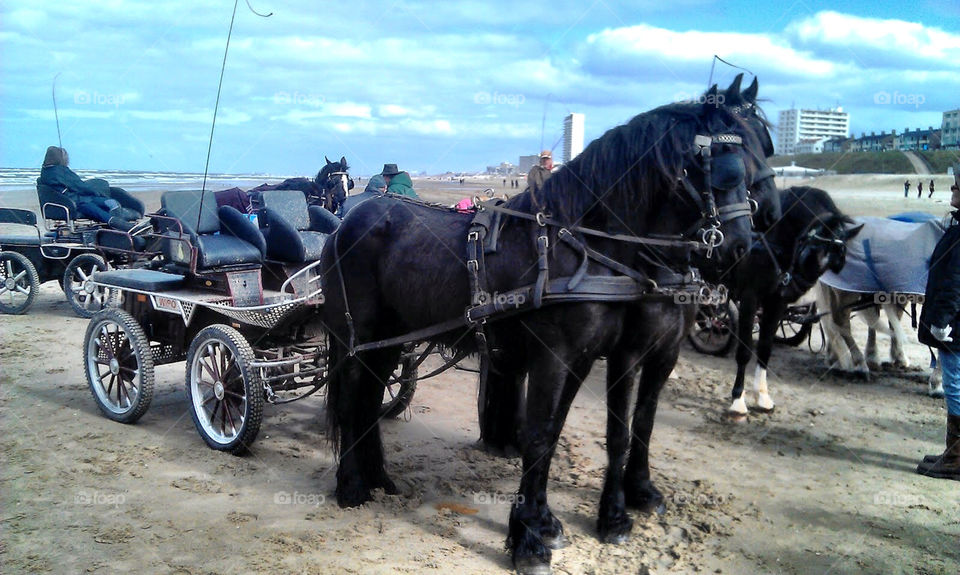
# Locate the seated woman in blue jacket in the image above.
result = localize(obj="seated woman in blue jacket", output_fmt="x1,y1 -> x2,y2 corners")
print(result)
39,146 -> 141,227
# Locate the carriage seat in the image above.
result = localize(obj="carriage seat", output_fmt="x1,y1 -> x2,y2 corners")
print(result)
93,269 -> 184,292
160,190 -> 265,270
36,178 -> 145,227
259,189 -> 339,262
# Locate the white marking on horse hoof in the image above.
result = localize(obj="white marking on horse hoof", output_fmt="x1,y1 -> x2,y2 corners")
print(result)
753,392 -> 775,413
728,397 -> 748,415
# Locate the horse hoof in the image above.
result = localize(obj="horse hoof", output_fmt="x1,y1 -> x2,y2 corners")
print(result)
514,556 -> 552,575
600,530 -> 631,544
542,533 -> 570,550
749,405 -> 775,414
929,390 -> 945,399
724,410 -> 748,423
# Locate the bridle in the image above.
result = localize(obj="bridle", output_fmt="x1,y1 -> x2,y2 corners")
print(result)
678,133 -> 755,258
759,220 -> 846,294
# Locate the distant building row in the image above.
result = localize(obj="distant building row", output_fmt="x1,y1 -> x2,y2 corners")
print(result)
777,108 -> 960,154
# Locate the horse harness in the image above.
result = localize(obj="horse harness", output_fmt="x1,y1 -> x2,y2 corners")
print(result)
340,133 -> 754,358
756,221 -> 847,295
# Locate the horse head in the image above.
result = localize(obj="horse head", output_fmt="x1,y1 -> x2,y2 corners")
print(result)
314,155 -> 353,214
782,210 -> 863,301
720,74 -> 780,232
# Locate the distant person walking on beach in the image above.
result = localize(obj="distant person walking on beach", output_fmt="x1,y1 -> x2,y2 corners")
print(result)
918,181 -> 924,198
904,179 -> 911,198
929,179 -> 935,198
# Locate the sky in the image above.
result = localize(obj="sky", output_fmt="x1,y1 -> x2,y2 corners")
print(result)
1,0 -> 958,176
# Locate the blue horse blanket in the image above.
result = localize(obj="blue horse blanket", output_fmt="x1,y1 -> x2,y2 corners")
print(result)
819,216 -> 947,295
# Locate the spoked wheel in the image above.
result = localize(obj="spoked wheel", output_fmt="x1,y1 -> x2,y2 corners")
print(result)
84,308 -> 155,423
63,253 -> 109,318
186,325 -> 263,454
379,343 -> 418,419
773,303 -> 815,347
688,300 -> 739,356
0,251 -> 40,315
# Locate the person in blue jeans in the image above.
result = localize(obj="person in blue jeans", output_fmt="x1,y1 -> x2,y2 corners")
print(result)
917,180 -> 960,481
39,146 -> 139,227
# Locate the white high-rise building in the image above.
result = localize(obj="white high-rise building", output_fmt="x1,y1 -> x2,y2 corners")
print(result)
777,108 -> 850,155
563,113 -> 585,163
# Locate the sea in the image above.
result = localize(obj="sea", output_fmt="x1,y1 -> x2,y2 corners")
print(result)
0,167 -> 290,196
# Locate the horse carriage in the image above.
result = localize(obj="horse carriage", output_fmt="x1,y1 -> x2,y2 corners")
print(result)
80,186 -> 416,453
688,298 -> 819,356
0,182 -> 155,317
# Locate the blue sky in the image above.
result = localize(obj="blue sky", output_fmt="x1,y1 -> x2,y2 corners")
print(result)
1,0 -> 958,176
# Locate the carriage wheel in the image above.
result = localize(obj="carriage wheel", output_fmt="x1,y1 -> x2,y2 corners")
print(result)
688,300 -> 739,356
84,308 -> 155,423
63,253 -> 109,318
0,251 -> 41,315
186,325 -> 263,454
773,303 -> 815,347
379,344 -> 418,419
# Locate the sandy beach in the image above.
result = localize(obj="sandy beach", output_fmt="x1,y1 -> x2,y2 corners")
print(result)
1,173 -> 958,574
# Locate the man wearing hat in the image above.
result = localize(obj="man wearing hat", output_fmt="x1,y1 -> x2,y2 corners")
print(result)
381,163 -> 418,198
527,150 -> 554,194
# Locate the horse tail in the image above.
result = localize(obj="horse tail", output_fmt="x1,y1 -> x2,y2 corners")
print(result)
324,335 -> 344,458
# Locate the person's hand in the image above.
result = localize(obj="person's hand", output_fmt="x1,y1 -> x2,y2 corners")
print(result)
931,324 -> 954,343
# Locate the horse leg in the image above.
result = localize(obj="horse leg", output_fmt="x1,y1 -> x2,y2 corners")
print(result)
837,310 -> 868,376
865,318 -> 881,372
509,353 -> 588,574
815,284 -> 848,369
728,296 -> 757,419
331,345 -> 402,508
597,348 -> 637,543
623,344 -> 677,515
751,297 -> 781,413
885,304 -> 910,368
479,351 -> 526,456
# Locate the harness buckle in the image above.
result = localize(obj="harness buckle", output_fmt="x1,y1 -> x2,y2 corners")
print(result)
535,212 -> 548,227
467,230 -> 480,242
467,259 -> 479,273
537,234 -> 549,249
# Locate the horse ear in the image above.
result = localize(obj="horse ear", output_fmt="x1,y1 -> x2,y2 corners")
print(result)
727,73 -> 744,99
743,77 -> 759,104
325,155 -> 332,165
340,156 -> 347,167
844,222 -> 864,241
703,84 -> 719,112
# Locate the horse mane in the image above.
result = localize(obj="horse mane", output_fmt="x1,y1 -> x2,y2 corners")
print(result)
506,98 -> 762,235
780,186 -> 852,232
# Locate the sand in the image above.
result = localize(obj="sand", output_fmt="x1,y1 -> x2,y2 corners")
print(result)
1,174 -> 958,574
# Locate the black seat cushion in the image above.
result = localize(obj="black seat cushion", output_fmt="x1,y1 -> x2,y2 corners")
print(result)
161,191 -> 265,269
93,269 -> 184,291
259,190 -> 332,262
195,233 -> 264,268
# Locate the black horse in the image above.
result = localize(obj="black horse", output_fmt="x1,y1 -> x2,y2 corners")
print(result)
314,155 -> 352,215
477,73 -> 781,552
321,79 -> 772,574
722,186 -> 862,419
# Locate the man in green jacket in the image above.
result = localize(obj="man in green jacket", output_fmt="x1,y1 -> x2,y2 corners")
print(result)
381,163 -> 418,199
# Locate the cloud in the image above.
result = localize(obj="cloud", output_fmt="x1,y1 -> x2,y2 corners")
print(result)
786,11 -> 960,70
